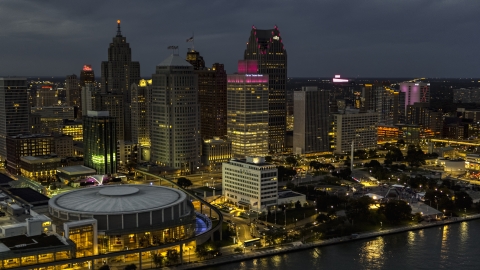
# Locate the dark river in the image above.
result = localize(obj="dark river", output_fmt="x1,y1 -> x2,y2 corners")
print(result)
206,219 -> 479,270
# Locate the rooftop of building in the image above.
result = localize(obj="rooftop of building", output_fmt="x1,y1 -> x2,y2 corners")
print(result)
228,157 -> 275,168
57,165 -> 96,175
8,134 -> 53,139
21,155 -> 60,163
49,185 -> 187,215
0,174 -> 14,185
158,54 -> 192,67
277,190 -> 305,199
7,188 -> 50,205
0,233 -> 66,251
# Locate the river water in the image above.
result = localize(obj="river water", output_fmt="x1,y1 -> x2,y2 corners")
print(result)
205,219 -> 480,270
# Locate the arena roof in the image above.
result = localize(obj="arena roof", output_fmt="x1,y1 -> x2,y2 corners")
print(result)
49,185 -> 186,215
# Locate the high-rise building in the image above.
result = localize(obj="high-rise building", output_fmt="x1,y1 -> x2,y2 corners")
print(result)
81,83 -> 97,115
186,50 -> 228,140
35,85 -> 60,107
101,20 -> 140,96
6,134 -> 56,175
151,54 -> 200,172
399,82 -> 430,113
332,109 -> 379,154
29,106 -> 75,134
406,103 -> 443,136
93,93 -> 125,141
101,20 -> 140,141
0,78 -> 29,160
222,156 -> 278,212
227,60 -> 269,158
79,65 -> 95,119
293,87 -> 330,155
453,88 -> 480,104
80,65 -> 95,87
131,79 -> 152,162
244,25 -> 287,153
65,74 -> 80,117
83,111 -> 116,174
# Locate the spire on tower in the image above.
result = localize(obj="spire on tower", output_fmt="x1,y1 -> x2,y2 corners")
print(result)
116,20 -> 122,36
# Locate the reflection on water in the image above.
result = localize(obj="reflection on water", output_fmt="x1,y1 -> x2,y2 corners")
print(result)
206,220 -> 480,270
358,237 -> 385,269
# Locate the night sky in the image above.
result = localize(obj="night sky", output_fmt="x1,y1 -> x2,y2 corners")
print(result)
1,0 -> 479,78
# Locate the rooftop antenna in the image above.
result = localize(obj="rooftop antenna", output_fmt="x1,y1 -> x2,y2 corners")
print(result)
116,20 -> 122,36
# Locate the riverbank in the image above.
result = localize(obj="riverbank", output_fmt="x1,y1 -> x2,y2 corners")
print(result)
168,213 -> 480,270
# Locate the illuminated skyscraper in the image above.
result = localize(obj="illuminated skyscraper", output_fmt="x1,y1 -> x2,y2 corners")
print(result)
0,78 -> 29,161
151,54 -> 200,172
399,82 -> 430,112
186,50 -> 227,140
101,20 -> 140,96
244,25 -> 287,153
101,20 -> 140,141
227,60 -> 269,158
80,65 -> 95,87
83,111 -> 116,174
131,79 -> 152,161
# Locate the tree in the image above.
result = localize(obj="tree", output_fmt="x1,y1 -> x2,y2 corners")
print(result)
124,264 -> 137,270
366,160 -> 381,168
455,191 -> 473,210
354,150 -> 368,160
265,156 -> 273,162
295,200 -> 302,209
285,156 -> 297,166
385,146 -> 403,163
152,253 -> 164,268
382,200 -> 412,223
177,177 -> 193,189
234,247 -> 244,253
278,166 -> 297,181
346,196 -> 374,222
166,249 -> 180,265
405,144 -> 426,167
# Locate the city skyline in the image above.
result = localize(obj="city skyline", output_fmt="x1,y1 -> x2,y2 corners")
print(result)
1,0 -> 480,78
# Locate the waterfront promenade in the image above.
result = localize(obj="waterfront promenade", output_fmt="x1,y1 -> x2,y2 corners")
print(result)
168,213 -> 480,270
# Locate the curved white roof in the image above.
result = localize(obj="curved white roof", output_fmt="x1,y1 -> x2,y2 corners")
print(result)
158,54 -> 192,67
49,185 -> 186,215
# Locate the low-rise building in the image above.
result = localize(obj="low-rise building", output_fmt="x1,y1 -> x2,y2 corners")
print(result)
19,155 -> 62,182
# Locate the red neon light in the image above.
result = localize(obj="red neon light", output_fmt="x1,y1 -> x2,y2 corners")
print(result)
83,65 -> 92,71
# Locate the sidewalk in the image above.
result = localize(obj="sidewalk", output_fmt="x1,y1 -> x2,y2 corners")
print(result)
169,213 -> 480,270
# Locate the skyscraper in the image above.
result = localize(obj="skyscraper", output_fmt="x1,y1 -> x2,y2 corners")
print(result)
83,111 -> 116,174
186,50 -> 227,140
227,60 -> 269,158
80,65 -> 95,87
332,110 -> 379,154
151,54 -> 200,172
244,25 -> 287,153
399,82 -> 430,112
101,20 -> 140,141
78,65 -> 96,120
65,74 -> 80,118
293,87 -> 330,155
0,78 -> 29,160
101,20 -> 140,96
131,79 -> 152,161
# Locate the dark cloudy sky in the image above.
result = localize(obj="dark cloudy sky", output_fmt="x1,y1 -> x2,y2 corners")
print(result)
1,0 -> 479,78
